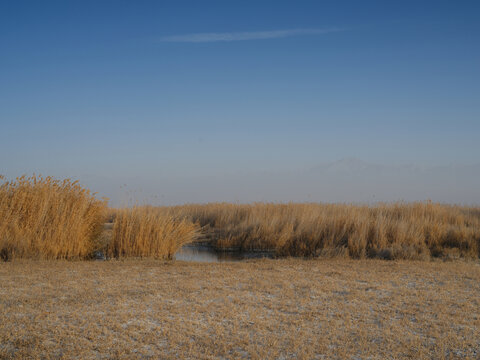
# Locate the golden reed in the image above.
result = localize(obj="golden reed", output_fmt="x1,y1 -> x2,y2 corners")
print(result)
108,206 -> 199,259
0,175 -> 107,260
163,202 -> 480,259
1,175 -> 479,260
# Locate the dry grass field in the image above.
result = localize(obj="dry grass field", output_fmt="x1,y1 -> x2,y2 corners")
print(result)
1,259 -> 479,359
1,176 -> 479,359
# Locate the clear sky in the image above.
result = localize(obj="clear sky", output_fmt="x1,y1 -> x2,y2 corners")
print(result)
1,1 -> 479,204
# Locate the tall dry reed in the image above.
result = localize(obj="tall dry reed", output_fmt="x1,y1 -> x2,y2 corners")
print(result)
108,206 -> 199,259
163,202 -> 480,259
0,175 -> 107,260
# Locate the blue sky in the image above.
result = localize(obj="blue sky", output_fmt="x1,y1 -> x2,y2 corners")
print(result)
1,1 -> 479,203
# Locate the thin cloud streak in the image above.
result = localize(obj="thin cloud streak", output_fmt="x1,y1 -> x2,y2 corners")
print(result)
159,28 -> 344,43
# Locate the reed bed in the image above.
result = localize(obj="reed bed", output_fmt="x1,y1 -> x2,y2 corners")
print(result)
163,202 -> 480,259
108,206 -> 199,259
0,175 -> 107,260
1,174 -> 479,261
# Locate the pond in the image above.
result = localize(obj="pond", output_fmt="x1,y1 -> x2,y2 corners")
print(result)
175,243 -> 275,263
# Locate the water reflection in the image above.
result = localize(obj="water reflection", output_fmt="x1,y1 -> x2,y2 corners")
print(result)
175,244 -> 274,263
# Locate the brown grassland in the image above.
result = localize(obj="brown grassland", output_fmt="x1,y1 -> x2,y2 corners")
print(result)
1,259 -> 479,359
1,176 -> 480,359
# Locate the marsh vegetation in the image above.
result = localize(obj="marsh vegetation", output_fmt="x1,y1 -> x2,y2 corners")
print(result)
1,176 -> 479,359
1,175 -> 479,261
163,202 -> 480,260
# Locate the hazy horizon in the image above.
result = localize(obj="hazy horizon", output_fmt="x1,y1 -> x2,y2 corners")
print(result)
3,157 -> 471,207
1,1 -> 479,205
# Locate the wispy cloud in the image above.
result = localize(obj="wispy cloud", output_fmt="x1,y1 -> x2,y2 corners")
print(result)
159,28 -> 343,43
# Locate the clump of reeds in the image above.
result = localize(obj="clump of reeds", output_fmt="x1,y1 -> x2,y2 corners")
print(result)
108,206 -> 199,259
163,202 -> 480,260
0,175 -> 107,260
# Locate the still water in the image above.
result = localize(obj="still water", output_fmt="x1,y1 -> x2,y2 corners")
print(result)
175,244 -> 275,263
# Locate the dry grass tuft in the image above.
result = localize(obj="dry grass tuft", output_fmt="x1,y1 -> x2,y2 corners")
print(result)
108,206 -> 199,259
0,175 -> 107,260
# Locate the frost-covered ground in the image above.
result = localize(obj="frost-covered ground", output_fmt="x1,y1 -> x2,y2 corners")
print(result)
1,259 -> 479,359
